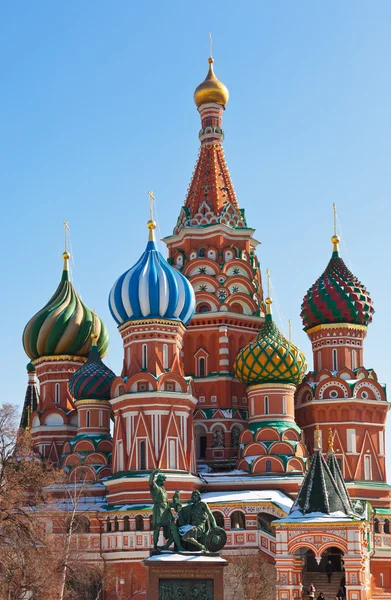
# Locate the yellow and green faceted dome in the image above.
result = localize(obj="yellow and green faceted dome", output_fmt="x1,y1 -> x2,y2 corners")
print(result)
23,253 -> 109,360
234,313 -> 307,386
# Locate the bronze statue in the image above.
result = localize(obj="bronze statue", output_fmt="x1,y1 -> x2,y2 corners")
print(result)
149,470 -> 226,553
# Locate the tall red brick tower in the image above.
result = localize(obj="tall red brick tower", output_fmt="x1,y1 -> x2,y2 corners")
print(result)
163,55 -> 265,470
295,210 -> 389,506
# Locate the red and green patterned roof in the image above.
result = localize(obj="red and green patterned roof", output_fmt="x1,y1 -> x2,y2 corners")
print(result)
301,248 -> 374,331
68,342 -> 115,401
234,313 -> 307,386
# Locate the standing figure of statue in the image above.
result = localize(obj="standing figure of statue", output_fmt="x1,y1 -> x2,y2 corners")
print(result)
149,468 -> 184,551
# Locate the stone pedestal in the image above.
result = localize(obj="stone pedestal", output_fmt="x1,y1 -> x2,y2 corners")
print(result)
144,553 -> 227,599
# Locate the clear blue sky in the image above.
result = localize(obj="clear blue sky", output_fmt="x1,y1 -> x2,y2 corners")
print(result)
1,1 -> 390,476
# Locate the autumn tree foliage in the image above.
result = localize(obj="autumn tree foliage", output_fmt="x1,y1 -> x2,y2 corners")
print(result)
226,553 -> 277,600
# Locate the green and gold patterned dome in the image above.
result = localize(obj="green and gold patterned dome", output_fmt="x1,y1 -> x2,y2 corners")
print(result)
234,298 -> 307,386
23,252 -> 109,361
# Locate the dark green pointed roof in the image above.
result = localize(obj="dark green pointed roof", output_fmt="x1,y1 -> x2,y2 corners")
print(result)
326,450 -> 353,512
291,449 -> 352,516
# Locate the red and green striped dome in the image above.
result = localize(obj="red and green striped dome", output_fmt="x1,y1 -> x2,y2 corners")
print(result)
301,241 -> 374,331
68,340 -> 115,401
23,253 -> 109,360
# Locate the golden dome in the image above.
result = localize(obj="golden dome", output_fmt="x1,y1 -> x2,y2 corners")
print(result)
194,58 -> 229,108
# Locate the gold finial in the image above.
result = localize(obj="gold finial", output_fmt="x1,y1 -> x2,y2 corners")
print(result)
62,221 -> 70,266
147,191 -> 157,241
314,424 -> 321,451
331,203 -> 340,253
288,319 -> 292,343
328,428 -> 334,452
208,32 -> 213,59
265,268 -> 272,315
91,310 -> 98,346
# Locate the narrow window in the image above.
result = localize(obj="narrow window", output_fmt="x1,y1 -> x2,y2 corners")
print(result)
282,396 -> 287,416
163,344 -> 168,370
318,351 -> 322,370
374,518 -> 379,533
142,344 -> 148,370
198,248 -> 206,258
199,357 -> 205,377
114,517 -> 119,532
117,440 -> 124,472
346,429 -> 356,453
169,439 -> 176,469
55,383 -> 60,404
123,516 -> 130,532
379,431 -> 385,456
86,410 -> 90,428
140,440 -> 146,470
106,517 -> 112,533
99,410 -> 103,428
332,348 -> 338,372
352,349 -> 357,370
264,396 -> 269,415
384,520 -> 390,535
364,455 -> 372,480
265,459 -> 272,473
135,515 -> 144,531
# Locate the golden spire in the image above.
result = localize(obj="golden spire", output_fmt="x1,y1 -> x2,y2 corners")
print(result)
147,190 -> 157,241
62,221 -> 70,270
331,203 -> 340,254
91,310 -> 98,347
314,424 -> 322,451
265,268 -> 272,315
328,428 -> 334,452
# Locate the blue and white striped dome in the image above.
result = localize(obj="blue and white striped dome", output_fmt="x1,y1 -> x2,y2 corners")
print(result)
109,234 -> 195,326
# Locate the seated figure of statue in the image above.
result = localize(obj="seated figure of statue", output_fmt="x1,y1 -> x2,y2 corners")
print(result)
177,489 -> 217,552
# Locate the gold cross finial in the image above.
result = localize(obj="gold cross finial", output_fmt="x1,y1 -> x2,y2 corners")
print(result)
314,424 -> 321,451
91,309 -> 98,345
208,32 -> 213,58
62,221 -> 70,266
328,428 -> 334,452
331,204 -> 340,253
265,268 -> 272,315
147,191 -> 156,241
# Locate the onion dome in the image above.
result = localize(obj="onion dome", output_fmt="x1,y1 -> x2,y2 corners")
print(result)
234,297 -> 307,386
301,235 -> 374,331
109,219 -> 196,326
68,334 -> 115,401
194,57 -> 229,108
23,252 -> 109,360
27,361 -> 36,373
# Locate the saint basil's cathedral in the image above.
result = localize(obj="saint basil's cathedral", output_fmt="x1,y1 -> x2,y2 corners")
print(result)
20,54 -> 390,599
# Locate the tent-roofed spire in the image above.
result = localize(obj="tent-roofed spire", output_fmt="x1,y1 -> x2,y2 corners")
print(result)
19,362 -> 39,430
290,429 -> 352,516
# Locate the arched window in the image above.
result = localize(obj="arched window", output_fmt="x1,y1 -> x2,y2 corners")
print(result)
198,357 -> 206,377
364,454 -> 372,480
265,459 -> 272,473
384,519 -> 390,534
149,515 -> 154,531
86,410 -> 90,428
198,303 -> 210,313
212,512 -> 225,528
55,383 -> 60,405
318,351 -> 322,370
169,439 -> 177,469
230,511 -> 245,530
198,248 -> 206,258
332,348 -> 338,372
264,396 -> 269,415
135,515 -> 144,531
282,396 -> 287,416
106,517 -> 112,533
142,344 -> 148,370
163,344 -> 168,370
257,512 -> 274,534
230,302 -> 243,314
114,517 -> 119,532
140,440 -> 146,470
352,349 -> 357,370
68,515 -> 90,534
123,516 -> 130,532
374,518 -> 380,533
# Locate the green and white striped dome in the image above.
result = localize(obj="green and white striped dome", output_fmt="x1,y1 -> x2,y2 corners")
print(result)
23,252 -> 109,360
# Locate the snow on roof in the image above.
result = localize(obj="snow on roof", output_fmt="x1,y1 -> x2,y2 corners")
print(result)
201,489 -> 293,514
145,553 -> 226,564
277,510 -> 358,524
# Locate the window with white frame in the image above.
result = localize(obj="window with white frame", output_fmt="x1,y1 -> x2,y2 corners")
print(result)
86,410 -> 90,428
198,357 -> 206,377
346,428 -> 356,453
264,396 -> 269,415
352,349 -> 357,370
282,396 -> 287,416
99,410 -> 103,428
55,383 -> 60,404
332,348 -> 338,372
211,395 -> 217,403
318,351 -> 322,370
379,431 -> 385,456
116,440 -> 124,472
364,454 -> 372,480
139,440 -> 146,470
169,439 -> 177,469
142,344 -> 148,370
163,344 -> 169,370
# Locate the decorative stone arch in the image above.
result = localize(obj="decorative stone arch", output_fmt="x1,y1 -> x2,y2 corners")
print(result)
240,429 -> 253,444
242,441 -> 267,456
338,368 -> 355,380
184,258 -> 219,277
98,440 -> 112,452
268,441 -> 295,456
353,380 -> 384,401
195,293 -> 219,313
318,540 -> 348,557
223,259 -> 254,279
226,275 -> 254,294
211,510 -> 225,528
111,377 -> 126,398
190,273 -> 219,292
97,466 -> 112,479
210,422 -> 228,432
252,455 -> 285,473
314,369 -> 333,382
294,442 -> 307,457
126,372 -> 157,393
237,458 -> 250,472
255,427 -> 280,442
84,453 -> 107,465
225,293 -> 257,315
73,439 -> 95,453
317,378 -> 350,400
63,454 -> 81,467
289,541 -> 319,557
43,408 -> 65,426
282,429 -> 300,442
157,373 -> 188,393
295,384 -> 313,406
286,457 -> 305,473
68,465 -> 96,483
